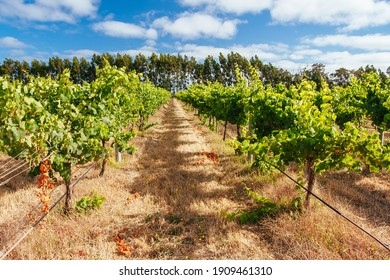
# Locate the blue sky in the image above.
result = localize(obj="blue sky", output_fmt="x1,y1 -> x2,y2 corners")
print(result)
1,0 -> 390,73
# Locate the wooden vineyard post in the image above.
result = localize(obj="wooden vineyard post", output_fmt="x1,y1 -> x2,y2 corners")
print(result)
115,144 -> 122,163
380,131 -> 385,145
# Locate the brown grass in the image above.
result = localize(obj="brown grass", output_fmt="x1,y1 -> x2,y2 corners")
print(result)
0,98 -> 389,260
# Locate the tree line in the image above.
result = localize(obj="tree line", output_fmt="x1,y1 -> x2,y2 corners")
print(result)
1,52 -> 389,93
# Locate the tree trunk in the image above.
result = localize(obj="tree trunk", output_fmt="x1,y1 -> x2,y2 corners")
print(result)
100,140 -> 107,177
63,163 -> 73,214
223,120 -> 228,141
237,124 -> 241,138
304,157 -> 316,208
247,118 -> 253,162
100,158 -> 107,177
215,118 -> 218,133
64,178 -> 72,214
138,115 -> 144,131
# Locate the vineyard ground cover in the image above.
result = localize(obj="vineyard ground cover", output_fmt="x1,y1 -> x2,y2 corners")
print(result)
0,99 -> 389,259
180,100 -> 390,259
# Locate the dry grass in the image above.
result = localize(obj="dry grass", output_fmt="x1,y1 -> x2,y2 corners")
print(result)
182,100 -> 390,260
0,98 -> 389,260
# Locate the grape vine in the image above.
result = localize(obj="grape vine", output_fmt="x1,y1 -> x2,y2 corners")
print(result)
177,66 -> 389,208
0,62 -> 170,212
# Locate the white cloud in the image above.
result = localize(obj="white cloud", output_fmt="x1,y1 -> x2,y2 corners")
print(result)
173,43 -> 390,73
117,45 -> 157,58
62,46 -> 158,60
64,49 -> 98,58
174,43 -> 307,73
0,0 -> 99,23
36,0 -> 99,16
13,46 -> 157,63
279,47 -> 390,73
272,59 -> 307,73
176,44 -> 229,58
289,47 -> 323,60
179,0 -> 390,31
0,36 -> 29,48
153,13 -> 243,40
176,43 -> 288,61
92,20 -> 158,40
269,0 -> 390,31
303,34 -> 390,51
178,0 -> 271,15
315,51 -> 390,72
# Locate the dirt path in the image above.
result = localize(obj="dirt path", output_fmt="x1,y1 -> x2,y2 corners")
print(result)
122,98 -> 273,259
134,98 -> 227,211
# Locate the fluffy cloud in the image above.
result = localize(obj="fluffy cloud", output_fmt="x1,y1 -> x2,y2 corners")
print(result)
174,43 -> 390,73
284,48 -> 390,73
176,44 -> 230,58
64,49 -> 99,58
289,47 -> 323,60
118,45 -> 158,58
153,13 -> 243,40
302,34 -> 390,51
0,36 -> 29,48
314,51 -> 390,72
35,0 -> 99,16
64,46 -> 158,59
0,0 -> 99,23
270,0 -> 390,31
175,43 -> 304,72
179,0 -> 390,31
178,0 -> 271,14
92,21 -> 158,40
176,43 -> 288,61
